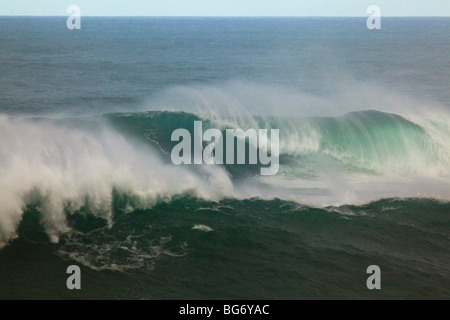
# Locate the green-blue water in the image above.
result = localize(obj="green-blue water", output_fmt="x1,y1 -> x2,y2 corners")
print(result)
0,17 -> 449,299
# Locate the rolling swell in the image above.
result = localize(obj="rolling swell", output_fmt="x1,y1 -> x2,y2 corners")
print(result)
0,109 -> 449,249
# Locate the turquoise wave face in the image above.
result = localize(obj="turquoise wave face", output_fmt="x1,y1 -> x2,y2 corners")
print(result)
104,109 -> 450,177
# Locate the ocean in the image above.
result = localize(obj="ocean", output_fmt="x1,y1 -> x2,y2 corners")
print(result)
0,17 -> 449,299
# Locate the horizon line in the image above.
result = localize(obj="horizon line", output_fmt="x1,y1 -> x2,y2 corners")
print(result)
1,15 -> 449,18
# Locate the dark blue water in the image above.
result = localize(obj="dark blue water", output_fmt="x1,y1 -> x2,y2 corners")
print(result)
1,17 -> 449,115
